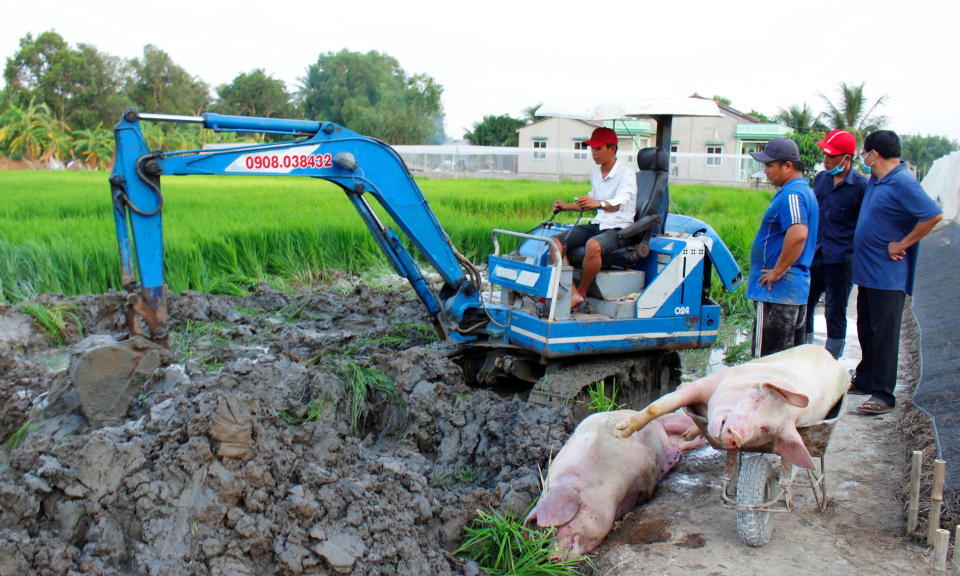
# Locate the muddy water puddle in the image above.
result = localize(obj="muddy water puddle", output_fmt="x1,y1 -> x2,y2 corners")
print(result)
24,347 -> 71,372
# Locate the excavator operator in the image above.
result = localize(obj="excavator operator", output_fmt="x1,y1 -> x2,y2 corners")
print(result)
550,127 -> 638,311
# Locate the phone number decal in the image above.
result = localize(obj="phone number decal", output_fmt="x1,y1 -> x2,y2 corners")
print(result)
225,145 -> 331,173
245,153 -> 332,170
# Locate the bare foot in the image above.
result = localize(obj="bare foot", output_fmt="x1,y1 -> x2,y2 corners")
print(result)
570,289 -> 584,311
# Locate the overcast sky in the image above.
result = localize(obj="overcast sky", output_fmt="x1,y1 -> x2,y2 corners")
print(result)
3,0 -> 958,141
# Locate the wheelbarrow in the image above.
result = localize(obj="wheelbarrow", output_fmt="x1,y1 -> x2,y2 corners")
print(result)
683,395 -> 847,546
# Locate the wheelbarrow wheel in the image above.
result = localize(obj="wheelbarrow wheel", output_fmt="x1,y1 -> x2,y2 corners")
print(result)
736,455 -> 775,547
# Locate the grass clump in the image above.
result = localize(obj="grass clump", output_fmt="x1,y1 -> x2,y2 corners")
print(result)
334,361 -> 403,435
279,396 -> 332,425
6,421 -> 36,452
456,507 -> 585,575
18,301 -> 82,345
722,340 -> 752,366
346,322 -> 438,355
430,465 -> 484,488
584,378 -> 625,413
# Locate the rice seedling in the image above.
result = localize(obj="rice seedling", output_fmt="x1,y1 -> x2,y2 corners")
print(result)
6,422 -> 35,452
455,506 -> 585,576
429,465 -> 484,488
333,360 -> 403,435
18,301 -> 83,345
722,340 -> 753,366
0,172 -> 764,324
278,396 -> 332,425
583,378 -> 625,413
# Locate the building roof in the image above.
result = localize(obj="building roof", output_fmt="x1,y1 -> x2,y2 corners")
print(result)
689,93 -> 761,123
516,117 -> 603,132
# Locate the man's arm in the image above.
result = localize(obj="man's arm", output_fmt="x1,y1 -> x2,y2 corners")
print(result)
759,224 -> 808,289
888,214 -> 944,260
606,166 -> 638,211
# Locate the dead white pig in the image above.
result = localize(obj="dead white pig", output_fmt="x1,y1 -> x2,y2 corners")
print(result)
616,344 -> 849,469
524,411 -> 700,558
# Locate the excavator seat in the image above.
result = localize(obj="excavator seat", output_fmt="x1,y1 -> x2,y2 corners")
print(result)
567,146 -> 670,268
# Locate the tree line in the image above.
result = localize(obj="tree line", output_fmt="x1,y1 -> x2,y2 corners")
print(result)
0,30 -> 447,167
753,82 -> 958,179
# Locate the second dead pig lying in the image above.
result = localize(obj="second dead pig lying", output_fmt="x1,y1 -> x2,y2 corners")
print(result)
524,411 -> 702,559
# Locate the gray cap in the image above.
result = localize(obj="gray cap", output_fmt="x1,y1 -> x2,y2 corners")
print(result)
750,137 -> 800,163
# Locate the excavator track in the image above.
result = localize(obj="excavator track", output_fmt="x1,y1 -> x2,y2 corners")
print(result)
527,351 -> 681,418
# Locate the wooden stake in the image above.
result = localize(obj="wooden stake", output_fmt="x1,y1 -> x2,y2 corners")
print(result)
929,460 -> 947,546
951,526 -> 960,576
934,529 -> 950,574
908,451 -> 922,534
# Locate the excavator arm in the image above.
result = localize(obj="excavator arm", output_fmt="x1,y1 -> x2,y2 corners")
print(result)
109,110 -> 489,345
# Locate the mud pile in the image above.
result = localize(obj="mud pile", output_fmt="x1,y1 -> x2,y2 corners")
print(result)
0,284 -> 575,575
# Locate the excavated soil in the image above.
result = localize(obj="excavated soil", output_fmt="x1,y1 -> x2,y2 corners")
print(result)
0,282 -> 939,575
0,284 -> 575,575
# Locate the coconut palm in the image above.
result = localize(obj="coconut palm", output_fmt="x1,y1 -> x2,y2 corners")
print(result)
818,81 -> 888,145
522,103 -> 546,125
900,135 -> 934,180
774,102 -> 825,134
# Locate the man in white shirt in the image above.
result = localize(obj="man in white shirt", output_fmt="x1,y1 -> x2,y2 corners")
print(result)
551,127 -> 638,310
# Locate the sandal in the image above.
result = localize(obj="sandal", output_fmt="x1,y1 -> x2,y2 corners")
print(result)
855,397 -> 895,415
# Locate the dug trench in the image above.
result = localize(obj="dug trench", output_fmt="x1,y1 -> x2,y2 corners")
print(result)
0,281 -> 937,575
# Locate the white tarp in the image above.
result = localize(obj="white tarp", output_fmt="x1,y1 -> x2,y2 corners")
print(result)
922,150 -> 960,222
535,98 -> 723,121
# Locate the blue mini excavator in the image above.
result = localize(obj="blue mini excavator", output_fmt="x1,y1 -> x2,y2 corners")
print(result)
102,98 -> 743,411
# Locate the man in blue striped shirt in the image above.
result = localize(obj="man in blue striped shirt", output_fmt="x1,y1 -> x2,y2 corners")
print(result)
747,138 -> 820,357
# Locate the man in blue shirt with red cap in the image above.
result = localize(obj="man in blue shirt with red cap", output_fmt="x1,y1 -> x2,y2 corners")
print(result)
803,130 -> 867,360
852,130 -> 942,415
747,137 -> 819,357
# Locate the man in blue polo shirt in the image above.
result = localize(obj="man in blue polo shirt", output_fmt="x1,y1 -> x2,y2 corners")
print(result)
852,130 -> 942,415
803,130 -> 867,360
747,138 -> 819,357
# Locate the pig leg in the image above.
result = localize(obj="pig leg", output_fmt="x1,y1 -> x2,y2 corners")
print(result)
681,425 -> 701,442
657,413 -> 697,436
616,373 -> 725,438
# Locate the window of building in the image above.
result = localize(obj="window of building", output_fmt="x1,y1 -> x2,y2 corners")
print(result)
670,145 -> 679,165
573,141 -> 588,161
534,140 -> 547,160
706,146 -> 722,166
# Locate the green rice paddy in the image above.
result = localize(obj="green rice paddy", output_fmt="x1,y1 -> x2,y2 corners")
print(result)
0,170 -> 770,317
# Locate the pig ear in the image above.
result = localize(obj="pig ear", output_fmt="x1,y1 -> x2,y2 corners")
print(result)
775,426 -> 816,470
535,484 -> 581,528
762,381 -> 809,408
523,507 -> 538,528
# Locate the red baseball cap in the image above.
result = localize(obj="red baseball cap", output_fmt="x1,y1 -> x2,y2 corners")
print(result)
584,127 -> 619,148
816,130 -> 856,156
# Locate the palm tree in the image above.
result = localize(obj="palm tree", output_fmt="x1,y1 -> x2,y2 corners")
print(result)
818,81 -> 888,145
522,103 -> 546,125
774,102 -> 823,134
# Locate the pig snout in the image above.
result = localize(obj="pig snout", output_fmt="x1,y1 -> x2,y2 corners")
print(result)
719,413 -> 751,449
549,529 -> 587,562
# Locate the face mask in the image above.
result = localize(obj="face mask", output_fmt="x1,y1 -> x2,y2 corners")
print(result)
827,155 -> 849,175
861,152 -> 875,175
